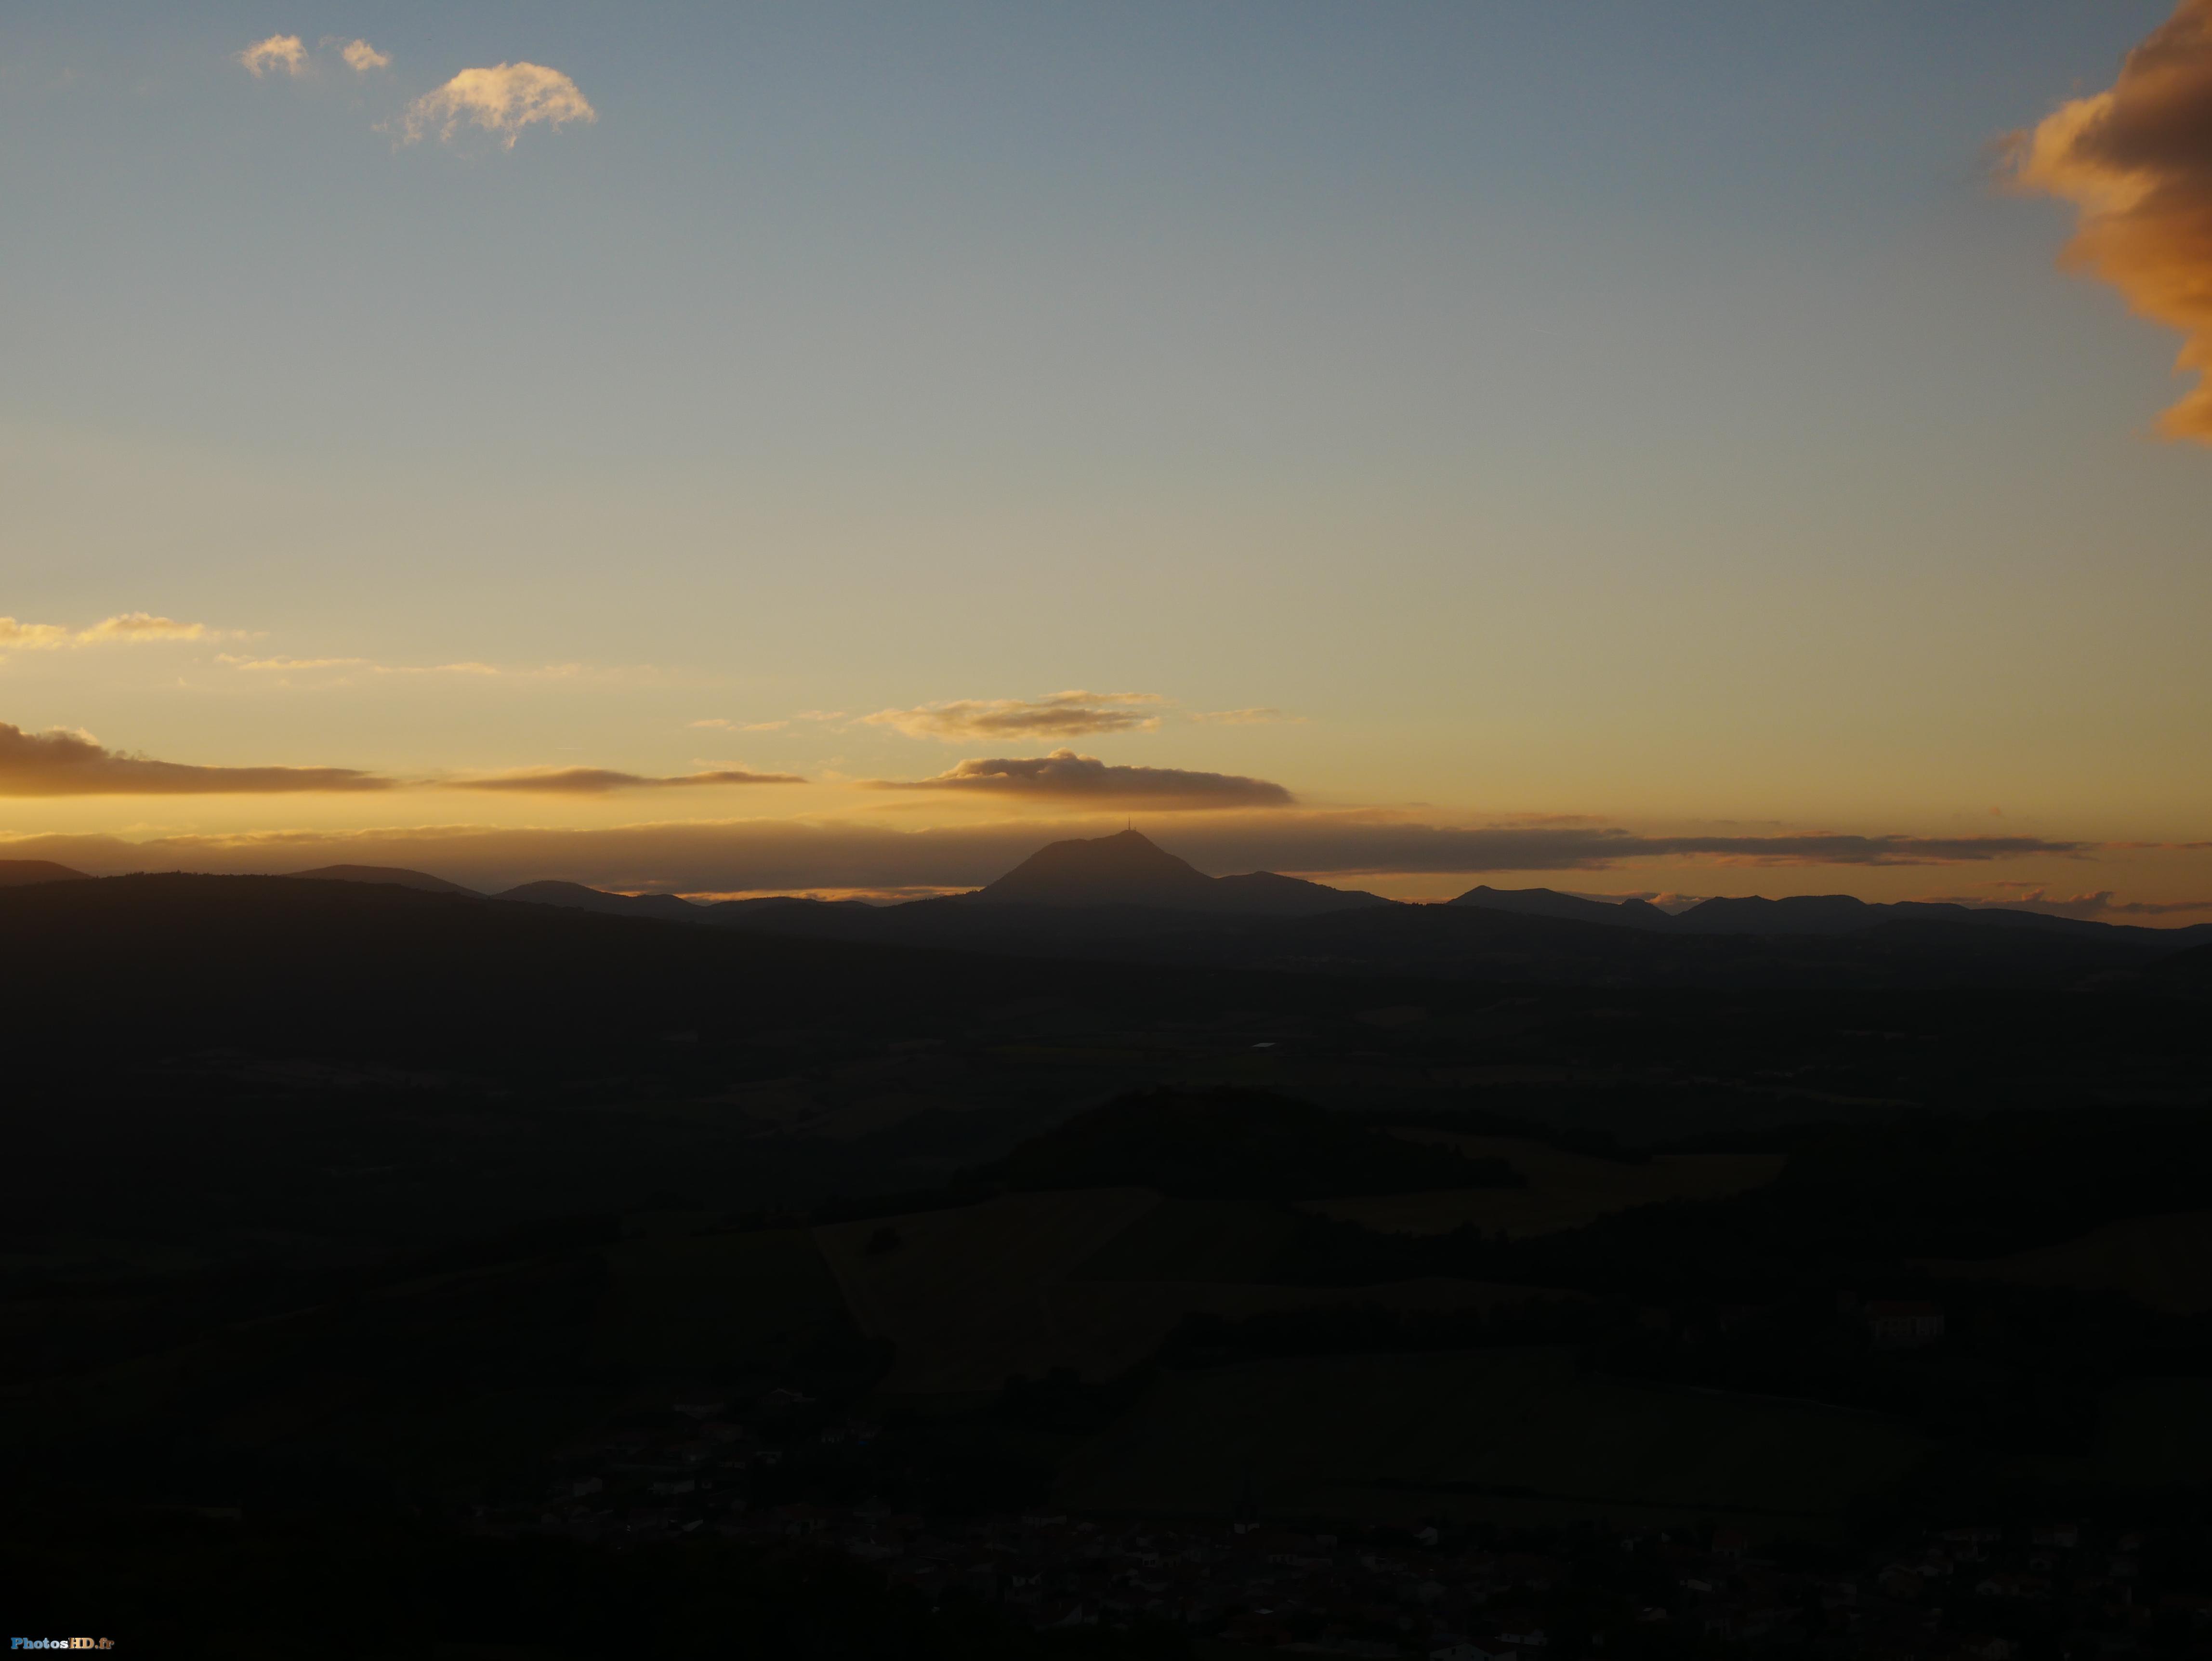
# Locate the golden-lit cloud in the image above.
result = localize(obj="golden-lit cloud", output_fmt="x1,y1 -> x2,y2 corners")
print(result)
340,39 -> 391,73
220,656 -> 368,672
869,749 -> 1294,808
216,654 -> 566,678
2006,0 -> 2212,438
448,766 -> 806,795
1189,707 -> 1299,725
2,612 -> 218,649
0,619 -> 71,649
239,35 -> 307,78
395,63 -> 596,150
0,723 -> 388,797
861,691 -> 1166,741
76,611 -> 211,643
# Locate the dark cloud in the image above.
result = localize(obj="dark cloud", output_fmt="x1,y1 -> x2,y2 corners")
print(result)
0,722 -> 389,796
2007,0 -> 2212,437
868,750 -> 1293,808
450,767 -> 806,795
861,693 -> 1166,741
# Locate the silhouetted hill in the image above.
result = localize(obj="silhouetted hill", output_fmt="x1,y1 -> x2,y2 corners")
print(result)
0,859 -> 88,887
704,895 -> 878,920
970,828 -> 1385,915
1671,894 -> 1891,935
1212,869 -> 1392,915
495,879 -> 701,923
1448,883 -> 2212,950
284,864 -> 479,896
718,886 -> 2203,989
0,872 -> 1420,1077
1450,884 -> 1672,929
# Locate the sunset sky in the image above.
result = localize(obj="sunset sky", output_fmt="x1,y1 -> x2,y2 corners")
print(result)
4,2 -> 2209,912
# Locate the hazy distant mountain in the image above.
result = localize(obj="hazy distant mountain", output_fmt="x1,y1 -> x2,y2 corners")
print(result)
0,859 -> 89,887
971,828 -> 1387,915
285,864 -> 479,896
1450,884 -> 1673,931
494,880 -> 700,923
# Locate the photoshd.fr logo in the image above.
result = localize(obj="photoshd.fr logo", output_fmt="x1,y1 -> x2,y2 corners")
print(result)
11,1642 -> 114,1651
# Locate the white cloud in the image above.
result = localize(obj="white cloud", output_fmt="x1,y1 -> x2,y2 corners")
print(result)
395,62 -> 596,150
239,36 -> 307,79
340,39 -> 391,73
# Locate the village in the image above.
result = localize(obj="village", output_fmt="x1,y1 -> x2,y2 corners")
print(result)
477,1395 -> 2211,1659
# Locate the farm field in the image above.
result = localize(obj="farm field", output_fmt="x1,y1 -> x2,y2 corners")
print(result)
1070,1197 -> 1304,1282
1056,1347 -> 1929,1533
1925,1210 -> 2212,1315
1303,1134 -> 1786,1237
814,1190 -> 1535,1393
595,1225 -> 856,1375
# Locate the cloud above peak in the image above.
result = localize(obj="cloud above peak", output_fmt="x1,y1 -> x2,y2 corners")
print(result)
0,723 -> 388,797
869,750 -> 1295,809
396,62 -> 596,149
2007,0 -> 2212,438
862,691 -> 1166,742
239,35 -> 306,78
448,766 -> 806,795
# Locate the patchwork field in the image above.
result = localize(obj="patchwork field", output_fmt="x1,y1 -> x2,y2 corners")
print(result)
595,1225 -> 856,1373
1926,1210 -> 2212,1315
1070,1198 -> 1304,1282
1303,1134 -> 1787,1238
814,1191 -> 1537,1393
1056,1346 -> 1929,1533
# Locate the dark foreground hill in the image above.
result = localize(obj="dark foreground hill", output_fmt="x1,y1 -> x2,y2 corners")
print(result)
0,871 -> 1388,1077
7,868 -> 2212,1657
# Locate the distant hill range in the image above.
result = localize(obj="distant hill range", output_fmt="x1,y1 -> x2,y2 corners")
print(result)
0,859 -> 90,887
492,879 -> 702,923
286,864 -> 479,896
10,829 -> 2207,991
1450,882 -> 2203,944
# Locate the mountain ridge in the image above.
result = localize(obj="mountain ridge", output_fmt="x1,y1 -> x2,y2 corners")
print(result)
971,828 -> 1388,915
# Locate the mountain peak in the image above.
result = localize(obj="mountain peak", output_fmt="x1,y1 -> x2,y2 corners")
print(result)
971,829 -> 1388,916
974,828 -> 1214,907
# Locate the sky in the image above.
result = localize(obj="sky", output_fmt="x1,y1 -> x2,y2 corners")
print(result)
3,1 -> 2209,912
